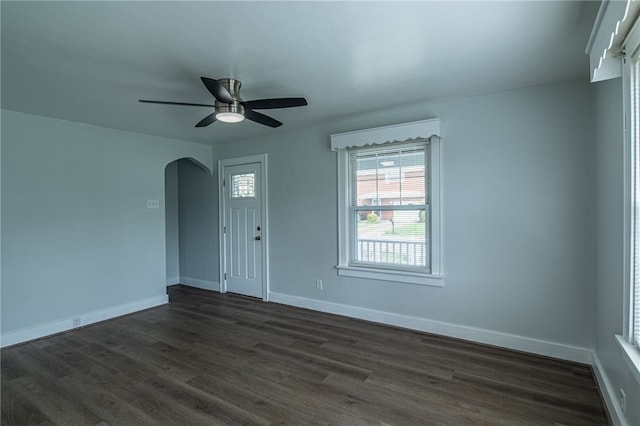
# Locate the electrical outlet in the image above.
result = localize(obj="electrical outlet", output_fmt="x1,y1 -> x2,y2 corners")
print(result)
73,318 -> 81,328
620,389 -> 626,414
316,279 -> 323,290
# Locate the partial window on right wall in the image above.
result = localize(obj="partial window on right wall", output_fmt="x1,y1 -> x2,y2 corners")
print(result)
629,33 -> 640,351
618,12 -> 640,382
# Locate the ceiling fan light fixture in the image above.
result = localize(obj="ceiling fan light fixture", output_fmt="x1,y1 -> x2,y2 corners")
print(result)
216,111 -> 245,123
215,101 -> 245,123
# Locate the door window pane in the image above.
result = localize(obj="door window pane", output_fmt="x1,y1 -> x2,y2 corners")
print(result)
231,173 -> 255,198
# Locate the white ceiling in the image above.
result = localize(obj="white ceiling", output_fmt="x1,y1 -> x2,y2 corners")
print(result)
1,1 -> 598,146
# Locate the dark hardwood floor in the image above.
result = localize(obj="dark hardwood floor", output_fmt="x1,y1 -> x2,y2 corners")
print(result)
2,285 -> 609,425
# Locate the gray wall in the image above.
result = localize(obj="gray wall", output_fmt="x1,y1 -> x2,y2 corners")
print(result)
177,158 -> 219,288
1,110 -> 212,335
210,78 -> 596,349
594,78 -> 640,425
165,161 -> 180,284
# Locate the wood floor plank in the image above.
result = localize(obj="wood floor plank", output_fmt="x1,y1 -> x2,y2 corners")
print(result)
185,374 -> 329,425
281,373 -> 447,425
313,334 -> 602,404
451,370 -> 608,424
1,379 -> 53,426
7,338 -> 156,425
290,339 -> 456,382
1,285 -> 610,425
252,341 -> 373,381
143,374 -> 272,425
9,373 -> 106,425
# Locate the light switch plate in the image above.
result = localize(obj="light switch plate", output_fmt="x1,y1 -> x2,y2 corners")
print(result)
147,199 -> 160,209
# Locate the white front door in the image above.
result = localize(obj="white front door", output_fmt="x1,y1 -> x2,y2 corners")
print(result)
222,161 -> 264,298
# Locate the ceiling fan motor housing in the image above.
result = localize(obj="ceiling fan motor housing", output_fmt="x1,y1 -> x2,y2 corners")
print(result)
215,100 -> 245,116
215,78 -> 245,119
219,78 -> 243,101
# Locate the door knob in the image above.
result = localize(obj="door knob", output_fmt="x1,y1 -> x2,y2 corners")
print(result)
255,236 -> 261,241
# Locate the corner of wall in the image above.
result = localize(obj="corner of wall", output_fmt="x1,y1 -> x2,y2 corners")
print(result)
592,353 -> 628,426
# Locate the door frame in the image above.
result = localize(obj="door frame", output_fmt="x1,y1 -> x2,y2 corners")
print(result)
218,153 -> 269,301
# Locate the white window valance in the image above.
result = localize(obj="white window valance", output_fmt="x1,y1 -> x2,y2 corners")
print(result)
586,0 -> 639,83
330,118 -> 441,151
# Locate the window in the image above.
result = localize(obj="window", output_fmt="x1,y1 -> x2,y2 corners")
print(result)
631,54 -> 640,350
350,142 -> 429,270
332,119 -> 442,286
618,12 -> 640,384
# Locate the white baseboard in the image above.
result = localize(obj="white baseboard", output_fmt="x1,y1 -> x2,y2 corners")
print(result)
166,276 -> 180,286
0,294 -> 168,348
180,277 -> 220,292
592,353 -> 627,426
268,292 -> 593,365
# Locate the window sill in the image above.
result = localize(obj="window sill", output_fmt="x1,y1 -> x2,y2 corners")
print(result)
336,265 -> 444,287
616,335 -> 640,386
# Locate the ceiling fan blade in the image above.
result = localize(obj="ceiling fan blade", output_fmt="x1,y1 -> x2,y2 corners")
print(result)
244,110 -> 282,128
242,97 -> 308,110
139,99 -> 214,107
195,113 -> 216,128
201,77 -> 234,103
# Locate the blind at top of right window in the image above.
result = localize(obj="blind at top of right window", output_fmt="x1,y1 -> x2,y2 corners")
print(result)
348,141 -> 429,209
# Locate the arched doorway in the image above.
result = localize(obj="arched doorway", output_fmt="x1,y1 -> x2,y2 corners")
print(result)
164,158 -> 219,290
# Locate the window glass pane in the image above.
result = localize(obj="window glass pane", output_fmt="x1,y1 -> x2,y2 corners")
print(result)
355,209 -> 427,268
377,150 -> 401,207
231,173 -> 255,198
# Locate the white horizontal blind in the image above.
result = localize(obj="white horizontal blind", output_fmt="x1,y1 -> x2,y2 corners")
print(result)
631,56 -> 640,348
348,142 -> 429,206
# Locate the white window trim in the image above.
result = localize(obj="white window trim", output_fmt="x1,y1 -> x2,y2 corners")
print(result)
616,335 -> 640,385
332,119 -> 443,287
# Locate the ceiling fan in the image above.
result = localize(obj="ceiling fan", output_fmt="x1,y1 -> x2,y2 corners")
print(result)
139,77 -> 307,128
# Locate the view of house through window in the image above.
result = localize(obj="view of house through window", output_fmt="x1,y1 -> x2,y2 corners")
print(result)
349,142 -> 429,271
